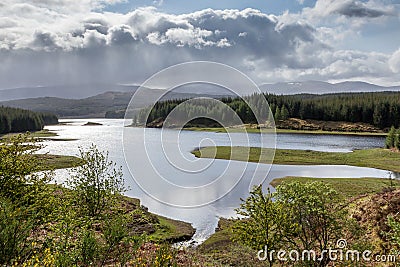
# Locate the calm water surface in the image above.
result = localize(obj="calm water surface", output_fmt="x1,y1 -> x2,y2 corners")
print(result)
43,119 -> 392,243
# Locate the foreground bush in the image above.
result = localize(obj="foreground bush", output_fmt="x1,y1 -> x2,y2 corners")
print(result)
234,182 -> 353,267
67,144 -> 126,217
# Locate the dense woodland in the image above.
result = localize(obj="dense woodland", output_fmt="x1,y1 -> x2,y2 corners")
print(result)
0,106 -> 58,134
267,92 -> 400,129
134,92 -> 400,129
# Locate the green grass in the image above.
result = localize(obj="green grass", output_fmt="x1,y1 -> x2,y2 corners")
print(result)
184,126 -> 387,136
1,129 -> 58,139
193,146 -> 400,172
270,177 -> 400,198
199,218 -> 233,251
149,216 -> 195,243
1,129 -> 78,141
198,218 -> 264,266
36,154 -> 83,170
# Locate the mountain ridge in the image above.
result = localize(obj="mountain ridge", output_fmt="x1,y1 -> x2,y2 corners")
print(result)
2,81 -> 400,102
259,81 -> 400,95
0,90 -> 230,118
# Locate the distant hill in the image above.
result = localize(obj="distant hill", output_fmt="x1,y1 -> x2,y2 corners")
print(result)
0,83 -> 235,102
0,84 -> 140,101
2,81 -> 400,102
0,90 -> 229,118
260,81 -> 400,95
3,80 -> 400,119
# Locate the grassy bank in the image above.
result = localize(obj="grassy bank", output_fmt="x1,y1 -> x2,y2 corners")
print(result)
1,129 -> 78,141
108,195 -> 195,244
0,134 -> 201,266
150,215 -> 196,243
36,154 -> 83,170
8,184 -> 197,266
1,129 -> 57,139
270,177 -> 400,198
192,146 -> 400,172
198,218 -> 263,266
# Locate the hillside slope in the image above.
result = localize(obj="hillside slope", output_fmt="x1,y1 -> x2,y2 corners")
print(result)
0,90 -> 227,118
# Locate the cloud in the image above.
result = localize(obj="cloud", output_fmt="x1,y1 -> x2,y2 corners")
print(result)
2,0 -> 126,14
389,48 -> 400,73
302,0 -> 397,20
31,31 -> 60,51
82,30 -> 107,48
153,0 -> 164,7
254,49 -> 395,85
83,19 -> 110,35
312,0 -> 396,18
107,24 -> 136,45
0,1 -> 399,89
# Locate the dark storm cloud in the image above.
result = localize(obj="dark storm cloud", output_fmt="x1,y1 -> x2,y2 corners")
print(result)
31,32 -> 60,51
84,19 -> 110,35
308,0 -> 397,19
334,1 -> 394,17
107,25 -> 136,45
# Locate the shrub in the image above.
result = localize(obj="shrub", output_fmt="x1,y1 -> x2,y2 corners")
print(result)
386,126 -> 397,149
234,182 -> 348,267
78,230 -> 99,266
0,133 -> 51,204
67,144 -> 126,217
233,186 -> 286,266
387,215 -> 400,252
0,198 -> 34,265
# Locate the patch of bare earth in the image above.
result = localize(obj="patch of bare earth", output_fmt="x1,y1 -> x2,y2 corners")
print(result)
277,118 -> 383,132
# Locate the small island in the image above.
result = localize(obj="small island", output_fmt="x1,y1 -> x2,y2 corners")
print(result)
83,121 -> 103,126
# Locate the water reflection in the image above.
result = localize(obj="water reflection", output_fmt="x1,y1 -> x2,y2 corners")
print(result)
44,119 -> 393,243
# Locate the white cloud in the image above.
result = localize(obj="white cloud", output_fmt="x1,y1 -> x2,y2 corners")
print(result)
153,0 -> 164,7
164,27 -> 214,48
0,1 -> 399,88
389,48 -> 400,73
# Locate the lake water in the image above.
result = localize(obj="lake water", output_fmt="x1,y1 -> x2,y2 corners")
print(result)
43,119 -> 394,243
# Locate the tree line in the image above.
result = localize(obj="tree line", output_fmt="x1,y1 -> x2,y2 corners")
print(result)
133,95 -> 271,127
0,106 -> 58,134
133,92 -> 400,129
267,92 -> 400,129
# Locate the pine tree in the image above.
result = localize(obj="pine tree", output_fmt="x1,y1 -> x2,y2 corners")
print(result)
395,129 -> 400,150
280,106 -> 289,120
274,107 -> 281,121
386,126 -> 396,149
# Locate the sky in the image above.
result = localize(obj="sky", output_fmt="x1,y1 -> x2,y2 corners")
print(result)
0,0 -> 400,90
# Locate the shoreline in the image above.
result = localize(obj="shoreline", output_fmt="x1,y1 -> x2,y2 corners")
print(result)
192,146 -> 400,173
1,129 -> 78,141
38,155 -> 197,244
